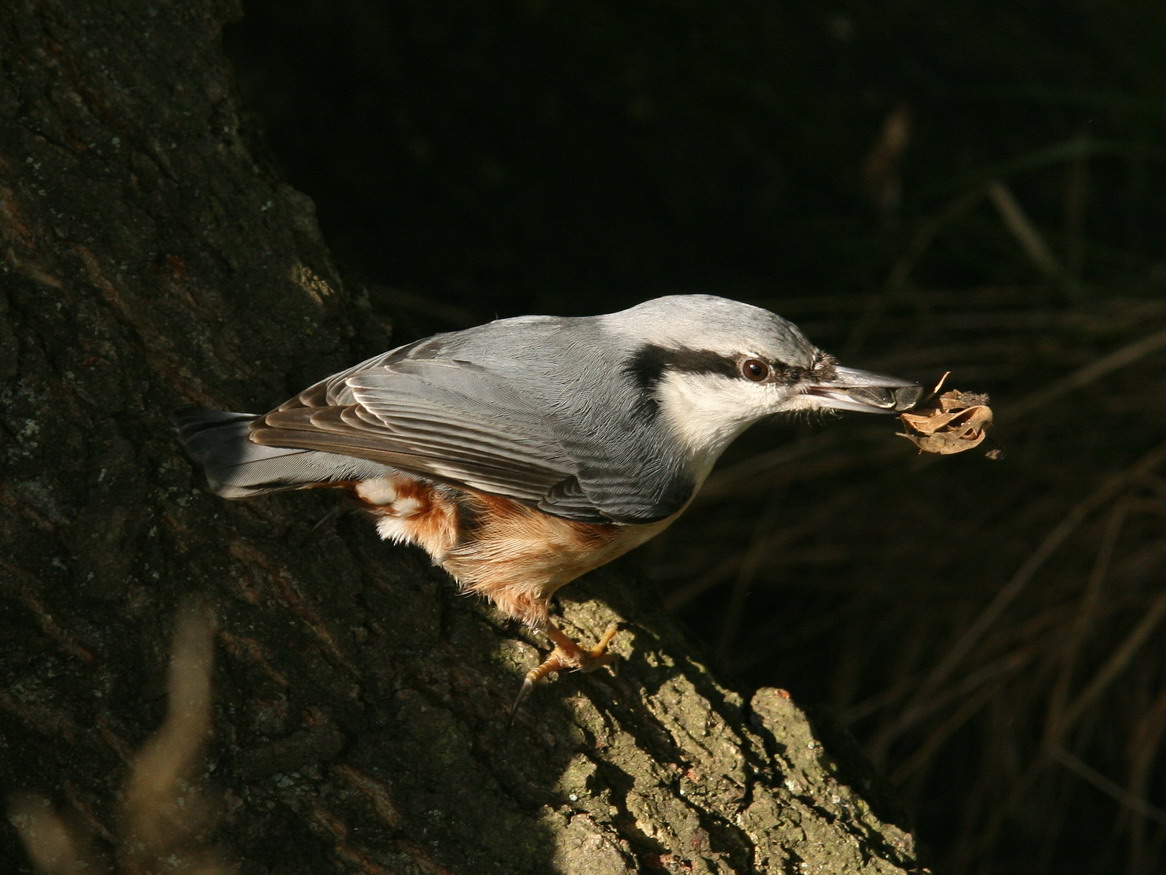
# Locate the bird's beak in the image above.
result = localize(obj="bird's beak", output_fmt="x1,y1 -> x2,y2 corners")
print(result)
802,366 -> 922,414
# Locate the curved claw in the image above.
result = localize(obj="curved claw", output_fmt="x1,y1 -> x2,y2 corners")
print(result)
509,678 -> 536,726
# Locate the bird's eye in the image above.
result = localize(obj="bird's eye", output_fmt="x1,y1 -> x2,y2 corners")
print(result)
740,358 -> 770,382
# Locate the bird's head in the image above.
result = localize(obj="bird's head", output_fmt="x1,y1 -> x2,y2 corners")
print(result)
606,295 -> 920,476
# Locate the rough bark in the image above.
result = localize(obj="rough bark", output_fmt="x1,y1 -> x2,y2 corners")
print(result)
0,2 -> 921,872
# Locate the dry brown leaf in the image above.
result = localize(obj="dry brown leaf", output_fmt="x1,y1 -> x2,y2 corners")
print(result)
898,385 -> 994,455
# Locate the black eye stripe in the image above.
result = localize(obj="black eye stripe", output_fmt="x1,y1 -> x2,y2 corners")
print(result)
625,345 -> 739,392
625,343 -> 829,386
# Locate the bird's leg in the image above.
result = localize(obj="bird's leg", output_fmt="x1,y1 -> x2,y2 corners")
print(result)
533,621 -> 620,680
510,621 -> 619,720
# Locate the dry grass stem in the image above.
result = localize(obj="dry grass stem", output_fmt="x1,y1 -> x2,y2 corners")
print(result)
1005,325 -> 1166,422
903,440 -> 1166,722
986,180 -> 1065,278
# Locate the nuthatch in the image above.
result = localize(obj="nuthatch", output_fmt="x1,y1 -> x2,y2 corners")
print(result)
174,295 -> 919,712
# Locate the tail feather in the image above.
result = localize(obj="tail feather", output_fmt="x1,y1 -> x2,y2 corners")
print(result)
171,408 -> 394,498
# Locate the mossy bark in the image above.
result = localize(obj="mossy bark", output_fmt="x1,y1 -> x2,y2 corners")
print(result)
0,1 -> 920,871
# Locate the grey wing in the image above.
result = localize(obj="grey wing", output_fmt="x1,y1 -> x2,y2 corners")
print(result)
250,358 -> 663,523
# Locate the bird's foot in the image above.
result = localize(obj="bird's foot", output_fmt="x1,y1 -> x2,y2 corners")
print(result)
510,622 -> 619,721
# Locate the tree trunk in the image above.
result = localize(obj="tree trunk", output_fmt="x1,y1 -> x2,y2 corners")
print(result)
0,1 -> 920,871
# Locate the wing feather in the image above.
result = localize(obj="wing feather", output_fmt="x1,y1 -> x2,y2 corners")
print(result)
249,350 -> 693,523
249,360 -> 616,519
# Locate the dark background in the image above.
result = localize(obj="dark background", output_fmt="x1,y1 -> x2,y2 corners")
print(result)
226,2 -> 1166,872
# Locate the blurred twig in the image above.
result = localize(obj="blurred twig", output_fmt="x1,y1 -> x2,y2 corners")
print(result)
878,440 -> 1166,752
1046,744 -> 1166,827
986,181 -> 1081,296
1005,326 -> 1166,422
9,599 -> 230,875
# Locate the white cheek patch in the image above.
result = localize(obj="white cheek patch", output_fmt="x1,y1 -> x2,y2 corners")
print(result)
656,373 -> 769,480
